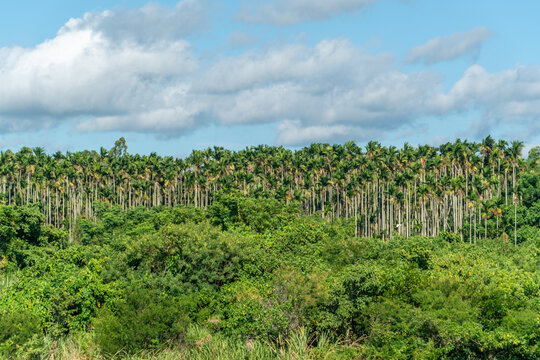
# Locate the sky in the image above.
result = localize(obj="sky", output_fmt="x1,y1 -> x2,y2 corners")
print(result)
0,0 -> 539,157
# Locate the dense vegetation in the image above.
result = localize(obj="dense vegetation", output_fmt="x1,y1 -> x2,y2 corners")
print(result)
0,140 -> 539,359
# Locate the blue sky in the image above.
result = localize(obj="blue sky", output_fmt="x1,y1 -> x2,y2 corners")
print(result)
1,0 -> 539,156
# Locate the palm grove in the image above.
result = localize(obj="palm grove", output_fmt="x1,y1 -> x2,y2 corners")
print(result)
0,137 -> 535,242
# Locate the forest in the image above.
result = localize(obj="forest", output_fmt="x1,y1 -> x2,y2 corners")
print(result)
0,138 -> 539,359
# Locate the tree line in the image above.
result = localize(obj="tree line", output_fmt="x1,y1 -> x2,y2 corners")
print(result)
0,137 -> 536,243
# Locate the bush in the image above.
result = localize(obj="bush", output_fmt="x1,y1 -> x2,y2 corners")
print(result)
94,287 -> 188,355
123,222 -> 261,291
0,309 -> 42,357
219,267 -> 328,339
209,192 -> 298,233
439,231 -> 461,243
0,204 -> 43,256
39,225 -> 68,248
152,206 -> 207,228
517,225 -> 539,244
478,290 -> 508,330
0,254 -> 118,337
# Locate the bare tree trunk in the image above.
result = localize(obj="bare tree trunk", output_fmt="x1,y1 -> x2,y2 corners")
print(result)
514,197 -> 518,246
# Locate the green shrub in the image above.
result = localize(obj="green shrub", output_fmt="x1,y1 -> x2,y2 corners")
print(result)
439,231 -> 461,243
39,225 -> 68,248
0,204 -> 43,257
0,309 -> 42,358
123,222 -> 261,291
0,254 -> 118,337
94,287 -> 188,355
208,192 -> 298,233
517,225 -> 539,244
478,290 -> 508,330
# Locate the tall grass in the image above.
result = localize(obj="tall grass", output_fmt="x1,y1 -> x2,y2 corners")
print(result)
0,272 -> 18,292
38,326 -> 347,360
41,332 -> 101,360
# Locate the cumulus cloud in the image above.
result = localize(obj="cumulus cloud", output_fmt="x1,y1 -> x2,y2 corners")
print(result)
444,64 -> 540,118
0,2 -> 539,146
406,27 -> 493,65
441,64 -> 540,141
0,23 -> 446,144
236,0 -> 378,25
195,39 -> 446,145
0,1 -> 202,134
202,45 -> 540,144
198,39 -> 394,93
0,34 -> 198,125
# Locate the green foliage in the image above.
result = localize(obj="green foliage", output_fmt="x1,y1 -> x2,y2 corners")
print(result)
152,206 -> 207,228
0,204 -> 43,249
478,289 -> 508,330
39,225 -> 68,248
0,248 -> 119,340
218,267 -> 328,339
439,231 -> 461,243
0,308 -> 42,357
401,245 -> 432,270
122,221 -> 261,291
94,286 -> 188,355
517,225 -> 540,244
528,146 -> 540,168
1,190 -> 539,359
519,170 -> 540,209
209,191 -> 298,233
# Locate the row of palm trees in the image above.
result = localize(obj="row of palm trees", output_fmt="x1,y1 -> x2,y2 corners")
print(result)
0,137 -> 527,242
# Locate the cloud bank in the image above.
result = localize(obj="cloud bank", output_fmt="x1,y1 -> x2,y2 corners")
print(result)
0,2 -> 539,146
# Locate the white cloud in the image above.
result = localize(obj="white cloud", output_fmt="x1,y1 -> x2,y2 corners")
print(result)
0,32 -> 197,118
0,3 -> 539,147
442,64 -> 540,141
406,27 -> 493,65
237,0 -> 378,25
62,0 -> 208,44
276,120 -> 381,145
77,106 -> 201,133
1,26 -> 446,144
197,39 -> 445,145
0,1 -> 201,132
198,39 -> 394,93
445,64 -> 540,118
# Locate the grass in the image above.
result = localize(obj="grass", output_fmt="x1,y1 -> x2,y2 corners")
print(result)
36,326 -> 352,360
